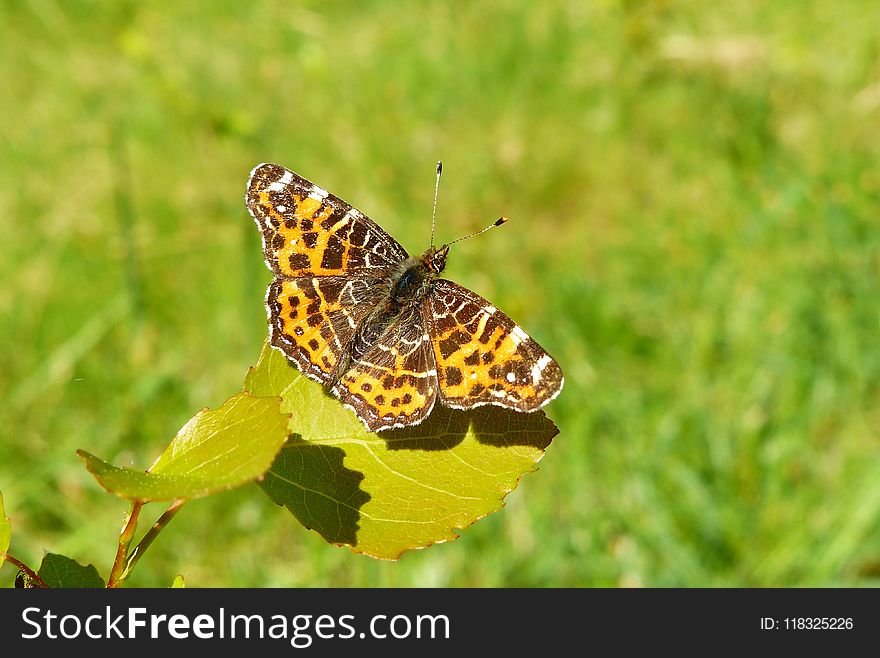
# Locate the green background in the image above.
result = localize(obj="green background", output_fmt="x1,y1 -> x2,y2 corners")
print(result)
2,0 -> 879,587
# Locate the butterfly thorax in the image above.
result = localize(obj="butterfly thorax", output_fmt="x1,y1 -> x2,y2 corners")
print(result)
390,245 -> 449,302
334,245 -> 449,383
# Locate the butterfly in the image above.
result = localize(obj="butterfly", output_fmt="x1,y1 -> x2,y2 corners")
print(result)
246,163 -> 563,432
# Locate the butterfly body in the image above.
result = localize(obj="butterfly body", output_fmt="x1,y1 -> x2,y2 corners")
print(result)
389,246 -> 447,303
246,163 -> 563,432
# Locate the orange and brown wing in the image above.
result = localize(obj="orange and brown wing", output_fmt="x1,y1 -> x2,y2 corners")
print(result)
427,279 -> 563,412
246,163 -> 409,278
331,307 -> 439,432
267,276 -> 386,384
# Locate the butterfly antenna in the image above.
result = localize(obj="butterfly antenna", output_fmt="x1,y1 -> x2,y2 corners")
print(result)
445,216 -> 509,247
430,161 -> 442,248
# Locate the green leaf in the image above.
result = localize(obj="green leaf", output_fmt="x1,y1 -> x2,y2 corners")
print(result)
0,491 -> 10,571
38,553 -> 104,588
171,574 -> 186,588
245,341 -> 559,559
78,392 -> 290,501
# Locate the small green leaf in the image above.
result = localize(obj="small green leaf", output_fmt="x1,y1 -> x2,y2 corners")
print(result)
171,574 -> 186,588
78,392 -> 290,501
245,341 -> 559,559
0,491 -> 10,571
38,553 -> 104,588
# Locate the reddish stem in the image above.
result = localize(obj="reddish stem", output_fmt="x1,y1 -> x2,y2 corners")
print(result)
1,553 -> 47,588
107,500 -> 143,588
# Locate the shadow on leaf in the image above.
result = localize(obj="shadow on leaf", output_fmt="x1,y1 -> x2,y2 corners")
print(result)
468,405 -> 559,449
380,403 -> 558,452
258,435 -> 371,547
379,404 -> 471,451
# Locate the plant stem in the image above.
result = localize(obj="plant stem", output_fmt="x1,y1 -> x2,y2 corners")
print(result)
1,553 -> 47,588
123,499 -> 187,579
107,499 -> 143,588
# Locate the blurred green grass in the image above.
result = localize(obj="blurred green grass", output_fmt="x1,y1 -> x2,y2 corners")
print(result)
2,0 -> 879,587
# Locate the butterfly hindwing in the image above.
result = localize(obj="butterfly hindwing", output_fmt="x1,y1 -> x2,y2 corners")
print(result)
427,279 -> 564,412
331,306 -> 439,431
267,276 -> 386,384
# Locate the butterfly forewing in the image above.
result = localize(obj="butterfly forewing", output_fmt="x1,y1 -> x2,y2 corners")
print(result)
247,163 -> 409,278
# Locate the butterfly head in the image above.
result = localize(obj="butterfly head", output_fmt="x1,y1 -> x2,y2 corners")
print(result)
394,247 -> 447,303
426,244 -> 449,275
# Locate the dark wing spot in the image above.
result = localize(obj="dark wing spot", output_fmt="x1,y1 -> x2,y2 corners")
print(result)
401,393 -> 412,405
308,338 -> 320,351
382,375 -> 395,390
349,222 -> 368,246
289,252 -> 310,270
375,394 -> 386,405
307,314 -> 323,327
444,366 -> 463,386
361,382 -> 372,392
301,232 -> 318,248
321,235 -> 344,270
346,246 -> 367,269
438,331 -> 470,359
431,310 -> 458,334
477,322 -> 495,344
463,352 -> 480,366
481,351 -> 495,364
